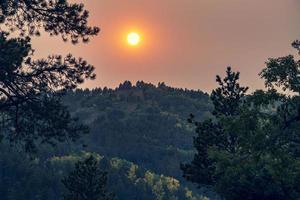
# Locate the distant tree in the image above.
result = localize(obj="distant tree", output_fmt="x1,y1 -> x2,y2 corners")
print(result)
0,1 -> 99,151
158,82 -> 167,89
118,81 -> 132,90
62,155 -> 115,200
181,44 -> 300,200
292,40 -> 300,53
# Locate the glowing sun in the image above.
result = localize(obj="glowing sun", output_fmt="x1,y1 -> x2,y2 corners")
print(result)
127,32 -> 141,46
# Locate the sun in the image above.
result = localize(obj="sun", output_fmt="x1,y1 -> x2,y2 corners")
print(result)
127,32 -> 141,46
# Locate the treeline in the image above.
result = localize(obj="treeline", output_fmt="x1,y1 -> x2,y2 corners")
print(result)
62,81 -> 212,180
0,82 -> 214,200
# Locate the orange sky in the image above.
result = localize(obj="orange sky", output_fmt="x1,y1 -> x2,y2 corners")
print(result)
32,0 -> 300,92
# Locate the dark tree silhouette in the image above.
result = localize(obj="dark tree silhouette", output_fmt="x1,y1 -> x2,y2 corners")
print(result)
0,0 -> 99,151
182,67 -> 247,187
211,66 -> 248,117
0,0 -> 99,43
181,43 -> 300,200
118,80 -> 132,90
292,40 -> 300,53
62,155 -> 115,200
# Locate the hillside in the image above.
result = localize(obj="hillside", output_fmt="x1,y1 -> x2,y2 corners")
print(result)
0,81 -> 215,200
0,147 -> 206,200
63,81 -> 212,180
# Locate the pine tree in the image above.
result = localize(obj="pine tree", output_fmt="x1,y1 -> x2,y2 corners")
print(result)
0,1 -> 99,151
62,155 -> 115,200
181,43 -> 300,199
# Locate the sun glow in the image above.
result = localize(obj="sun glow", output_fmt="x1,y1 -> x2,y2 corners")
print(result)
127,32 -> 141,46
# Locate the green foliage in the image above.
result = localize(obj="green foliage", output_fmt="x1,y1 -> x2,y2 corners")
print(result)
0,146 -> 207,200
62,82 -> 212,181
62,155 -> 114,200
182,44 -> 300,200
260,55 -> 300,93
211,67 -> 248,117
0,0 -> 98,151
108,157 -> 204,200
0,82 -> 213,199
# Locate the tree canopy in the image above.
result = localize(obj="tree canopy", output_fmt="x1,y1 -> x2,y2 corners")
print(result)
0,0 -> 99,151
62,155 -> 115,200
0,0 -> 99,43
181,43 -> 300,200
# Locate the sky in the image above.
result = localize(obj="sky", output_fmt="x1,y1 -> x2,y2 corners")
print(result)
32,0 -> 300,92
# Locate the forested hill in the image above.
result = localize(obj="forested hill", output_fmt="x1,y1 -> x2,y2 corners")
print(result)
62,81 -> 214,198
0,81 -> 215,200
63,81 -> 212,179
65,80 -> 212,124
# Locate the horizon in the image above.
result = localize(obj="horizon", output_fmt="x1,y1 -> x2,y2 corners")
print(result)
73,80 -> 211,94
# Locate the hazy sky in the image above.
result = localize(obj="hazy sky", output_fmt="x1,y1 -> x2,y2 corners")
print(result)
32,0 -> 300,92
